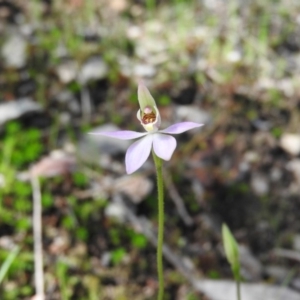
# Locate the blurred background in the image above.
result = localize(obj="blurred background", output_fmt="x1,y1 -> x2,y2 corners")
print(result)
1,0 -> 300,299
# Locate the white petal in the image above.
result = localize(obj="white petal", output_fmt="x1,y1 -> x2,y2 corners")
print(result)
89,130 -> 147,140
153,134 -> 177,161
125,134 -> 153,174
160,122 -> 203,134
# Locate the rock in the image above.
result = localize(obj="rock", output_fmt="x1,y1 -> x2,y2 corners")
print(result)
253,131 -> 276,148
105,200 -> 126,222
244,151 -> 260,164
226,50 -> 242,63
239,245 -> 262,280
265,265 -> 290,282
251,173 -> 269,196
278,79 -> 294,97
292,277 -> 300,291
287,159 -> 300,184
114,175 -> 153,204
0,236 -> 17,250
55,90 -> 76,104
270,167 -> 282,182
0,98 -> 42,125
54,42 -> 69,59
56,59 -> 78,84
48,229 -> 70,255
193,279 -> 300,300
107,0 -> 128,12
251,118 -> 272,131
101,252 -> 111,267
19,23 -> 35,37
133,64 -> 156,77
30,150 -> 76,178
280,134 -> 300,156
203,0 -> 222,9
293,234 -> 300,251
78,56 -> 108,84
126,25 -> 142,39
175,106 -> 211,124
2,33 -> 27,68
54,90 -> 81,114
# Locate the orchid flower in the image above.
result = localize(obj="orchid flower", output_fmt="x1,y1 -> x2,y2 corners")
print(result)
90,83 -> 203,174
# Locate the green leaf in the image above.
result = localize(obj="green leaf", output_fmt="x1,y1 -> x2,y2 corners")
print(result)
111,248 -> 126,265
130,233 -> 147,249
222,223 -> 240,280
0,246 -> 20,283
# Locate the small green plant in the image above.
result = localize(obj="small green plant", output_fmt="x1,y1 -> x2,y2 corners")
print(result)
3,122 -> 43,169
111,248 -> 126,265
128,231 -> 148,249
0,246 -> 20,284
222,223 -> 241,300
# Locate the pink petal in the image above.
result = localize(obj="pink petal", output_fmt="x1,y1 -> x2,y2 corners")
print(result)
159,122 -> 203,134
153,133 -> 176,161
125,134 -> 153,174
89,130 -> 147,140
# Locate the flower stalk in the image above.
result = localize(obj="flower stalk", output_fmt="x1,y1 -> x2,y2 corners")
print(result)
152,150 -> 164,300
89,82 -> 204,298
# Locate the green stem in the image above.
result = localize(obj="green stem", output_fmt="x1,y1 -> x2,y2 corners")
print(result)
233,268 -> 241,300
237,278 -> 241,300
152,151 -> 164,300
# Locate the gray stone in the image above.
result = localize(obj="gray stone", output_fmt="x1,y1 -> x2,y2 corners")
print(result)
2,33 -> 27,68
280,134 -> 300,156
293,234 -> 300,251
105,200 -> 126,223
78,56 -> 108,84
114,175 -> 153,203
251,173 -> 269,196
56,60 -> 78,84
175,106 -> 211,124
193,279 -> 300,300
133,64 -> 156,77
239,245 -> 262,280
0,98 -> 42,125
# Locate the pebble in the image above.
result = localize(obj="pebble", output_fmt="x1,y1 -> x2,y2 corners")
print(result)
286,159 -> 300,183
280,133 -> 300,156
0,98 -> 42,125
175,106 -> 211,124
56,59 -> 78,84
251,173 -> 269,196
194,279 -> 300,300
105,201 -> 126,223
239,245 -> 262,280
293,234 -> 300,251
114,175 -> 153,204
133,64 -> 156,77
2,33 -> 27,68
78,56 -> 108,84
